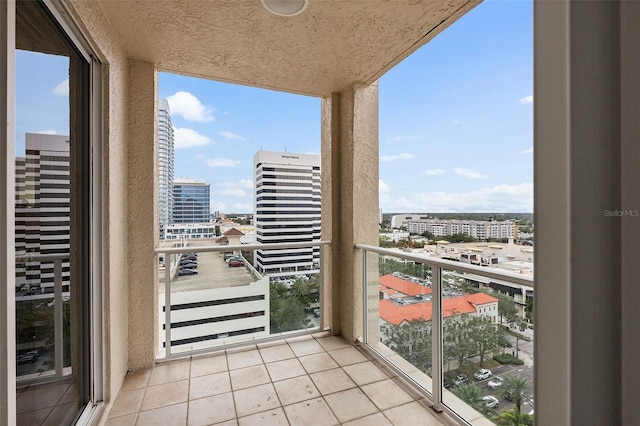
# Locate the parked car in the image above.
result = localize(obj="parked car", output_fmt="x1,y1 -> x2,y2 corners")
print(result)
178,268 -> 198,276
181,255 -> 197,262
487,377 -> 503,389
228,260 -> 243,267
313,308 -> 320,318
225,256 -> 241,263
16,350 -> 39,364
454,374 -> 468,385
482,395 -> 499,409
474,368 -> 492,380
179,262 -> 197,269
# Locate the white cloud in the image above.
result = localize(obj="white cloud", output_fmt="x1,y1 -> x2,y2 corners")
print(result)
451,119 -> 466,125
380,182 -> 533,213
454,167 -> 487,179
216,188 -> 247,197
174,127 -> 213,149
521,146 -> 533,154
218,179 -> 253,189
52,79 -> 68,96
206,158 -> 241,168
519,95 -> 533,105
219,131 -> 246,141
232,203 -> 252,212
210,201 -> 227,212
34,130 -> 57,135
422,169 -> 446,177
379,179 -> 390,193
380,153 -> 415,162
166,91 -> 215,122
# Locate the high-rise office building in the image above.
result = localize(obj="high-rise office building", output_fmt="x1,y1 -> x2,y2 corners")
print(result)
253,150 -> 321,277
173,178 -> 211,223
158,98 -> 174,239
15,133 -> 71,293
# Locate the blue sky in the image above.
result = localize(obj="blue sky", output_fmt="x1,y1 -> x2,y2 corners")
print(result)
16,0 -> 532,214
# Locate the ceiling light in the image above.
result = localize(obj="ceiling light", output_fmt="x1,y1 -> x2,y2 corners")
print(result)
261,0 -> 308,17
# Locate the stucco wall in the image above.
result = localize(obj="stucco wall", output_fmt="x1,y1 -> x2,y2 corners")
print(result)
66,0 -> 130,410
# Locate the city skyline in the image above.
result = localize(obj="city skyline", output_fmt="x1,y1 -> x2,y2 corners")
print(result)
17,0 -> 533,215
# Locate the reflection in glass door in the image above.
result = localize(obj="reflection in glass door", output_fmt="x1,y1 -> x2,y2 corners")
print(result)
14,1 -> 94,424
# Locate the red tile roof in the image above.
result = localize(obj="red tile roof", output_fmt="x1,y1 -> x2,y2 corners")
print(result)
223,228 -> 245,236
379,275 -> 432,297
379,292 -> 498,326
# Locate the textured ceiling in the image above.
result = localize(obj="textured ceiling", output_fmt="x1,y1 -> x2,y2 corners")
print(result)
98,0 -> 479,97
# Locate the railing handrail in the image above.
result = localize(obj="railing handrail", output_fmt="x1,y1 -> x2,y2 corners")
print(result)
14,253 -> 69,261
155,240 -> 331,255
355,243 -> 533,287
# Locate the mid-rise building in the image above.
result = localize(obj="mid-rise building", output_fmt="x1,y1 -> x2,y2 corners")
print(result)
390,214 -> 515,240
15,133 -> 71,293
253,150 -> 321,277
173,178 -> 211,223
158,99 -> 175,239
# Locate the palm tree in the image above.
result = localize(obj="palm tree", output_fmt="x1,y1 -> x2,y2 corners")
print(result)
493,408 -> 533,426
453,383 -> 490,414
501,375 -> 533,417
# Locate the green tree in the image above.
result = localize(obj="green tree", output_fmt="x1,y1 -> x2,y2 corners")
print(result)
269,282 -> 308,333
453,383 -> 495,416
381,319 -> 432,372
214,225 -> 221,236
501,375 -> 533,418
290,278 -> 311,307
470,315 -> 506,367
491,291 -> 519,326
525,298 -> 534,322
379,235 -> 394,248
493,409 -> 534,426
444,312 -> 477,370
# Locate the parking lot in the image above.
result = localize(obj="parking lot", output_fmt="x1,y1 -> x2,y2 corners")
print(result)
159,250 -> 256,294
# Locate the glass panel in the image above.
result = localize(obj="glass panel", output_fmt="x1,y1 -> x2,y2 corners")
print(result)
364,251 -> 434,392
158,244 -> 322,357
14,1 -> 91,423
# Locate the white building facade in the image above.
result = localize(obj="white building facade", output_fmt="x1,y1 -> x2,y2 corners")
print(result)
253,151 -> 321,277
158,99 -> 175,239
390,214 -> 515,240
15,133 -> 71,294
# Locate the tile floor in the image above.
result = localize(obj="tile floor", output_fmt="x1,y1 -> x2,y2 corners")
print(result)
105,333 -> 450,426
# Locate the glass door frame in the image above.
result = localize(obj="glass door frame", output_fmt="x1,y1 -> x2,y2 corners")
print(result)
1,0 -> 103,422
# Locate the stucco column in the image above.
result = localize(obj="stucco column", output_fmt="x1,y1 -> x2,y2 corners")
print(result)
126,59 -> 157,369
321,83 -> 378,343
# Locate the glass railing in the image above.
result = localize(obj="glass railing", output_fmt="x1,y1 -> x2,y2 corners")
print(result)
357,244 -> 534,425
14,253 -> 71,384
155,240 -> 330,359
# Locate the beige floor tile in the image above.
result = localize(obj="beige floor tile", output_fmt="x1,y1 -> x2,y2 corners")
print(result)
140,379 -> 189,411
273,375 -> 320,406
316,336 -> 351,352
328,347 -> 368,366
190,371 -> 231,400
309,368 -> 356,395
136,402 -> 188,426
361,379 -> 414,411
103,413 -> 137,426
16,383 -> 69,414
323,388 -> 378,423
238,407 -> 288,426
288,339 -> 324,357
229,365 -> 271,390
59,382 -> 79,405
383,401 -> 443,426
108,388 -> 145,418
342,412 -> 393,426
42,402 -> 83,426
265,358 -> 306,382
16,407 -> 50,426
120,369 -> 151,391
233,383 -> 280,417
259,344 -> 295,363
283,397 -> 339,426
148,361 -> 191,386
212,420 -> 238,426
191,354 -> 228,378
342,361 -> 389,386
188,393 -> 236,426
298,353 -> 339,374
227,349 -> 263,370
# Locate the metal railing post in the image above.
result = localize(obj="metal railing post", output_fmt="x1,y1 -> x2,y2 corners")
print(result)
54,258 -> 63,378
164,252 -> 171,358
431,265 -> 443,412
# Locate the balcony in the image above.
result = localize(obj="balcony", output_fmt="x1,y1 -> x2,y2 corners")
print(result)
105,333 -> 449,425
